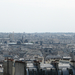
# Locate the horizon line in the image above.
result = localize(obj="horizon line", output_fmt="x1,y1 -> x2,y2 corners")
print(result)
0,32 -> 75,33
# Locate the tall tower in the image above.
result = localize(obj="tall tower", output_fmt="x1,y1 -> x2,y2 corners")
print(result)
13,31 -> 14,41
9,32 -> 14,42
22,36 -> 24,43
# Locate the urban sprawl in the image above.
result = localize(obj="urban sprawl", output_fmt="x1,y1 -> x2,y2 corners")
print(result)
0,32 -> 75,75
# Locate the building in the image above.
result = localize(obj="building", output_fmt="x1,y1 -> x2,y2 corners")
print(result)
3,59 -> 75,75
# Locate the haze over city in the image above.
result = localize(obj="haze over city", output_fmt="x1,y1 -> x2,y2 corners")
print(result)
1,1 -> 75,75
0,0 -> 75,33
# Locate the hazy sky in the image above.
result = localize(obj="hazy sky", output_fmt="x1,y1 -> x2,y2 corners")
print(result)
0,0 -> 75,33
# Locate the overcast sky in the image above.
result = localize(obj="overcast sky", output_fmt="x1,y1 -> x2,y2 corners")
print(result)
0,0 -> 75,33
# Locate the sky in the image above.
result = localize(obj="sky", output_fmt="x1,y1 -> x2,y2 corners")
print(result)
0,0 -> 75,33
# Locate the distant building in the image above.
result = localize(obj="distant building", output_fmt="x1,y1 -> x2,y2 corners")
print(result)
70,50 -> 75,61
40,41 -> 43,45
70,50 -> 75,68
